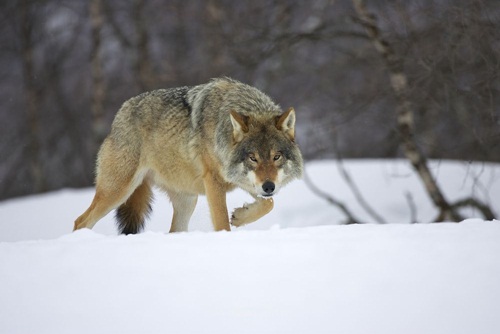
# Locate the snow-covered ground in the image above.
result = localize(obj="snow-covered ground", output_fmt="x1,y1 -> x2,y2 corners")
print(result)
1,160 -> 499,334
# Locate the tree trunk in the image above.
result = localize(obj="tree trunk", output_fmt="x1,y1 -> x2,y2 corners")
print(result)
352,0 -> 462,222
21,0 -> 46,193
204,0 -> 228,78
133,0 -> 154,91
90,0 -> 107,157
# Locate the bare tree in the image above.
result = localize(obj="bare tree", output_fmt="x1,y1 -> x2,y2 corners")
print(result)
351,0 -> 495,222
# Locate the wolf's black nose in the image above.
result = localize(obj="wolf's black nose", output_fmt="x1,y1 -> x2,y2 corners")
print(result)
262,181 -> 275,194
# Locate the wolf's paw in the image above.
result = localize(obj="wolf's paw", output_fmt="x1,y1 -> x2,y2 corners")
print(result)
230,204 -> 250,227
230,198 -> 274,227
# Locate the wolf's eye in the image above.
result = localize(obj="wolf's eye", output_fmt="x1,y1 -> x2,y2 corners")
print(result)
248,155 -> 258,162
273,154 -> 282,161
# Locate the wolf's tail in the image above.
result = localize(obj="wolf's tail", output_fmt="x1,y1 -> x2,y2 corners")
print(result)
115,181 -> 153,234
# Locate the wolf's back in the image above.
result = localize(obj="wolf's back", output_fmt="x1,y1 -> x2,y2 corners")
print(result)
107,86 -> 197,143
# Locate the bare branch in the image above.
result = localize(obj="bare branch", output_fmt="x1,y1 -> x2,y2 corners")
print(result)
404,192 -> 419,224
334,139 -> 387,224
303,170 -> 365,225
450,198 -> 496,221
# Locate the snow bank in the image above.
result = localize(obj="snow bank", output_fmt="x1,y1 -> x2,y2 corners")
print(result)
1,222 -> 500,334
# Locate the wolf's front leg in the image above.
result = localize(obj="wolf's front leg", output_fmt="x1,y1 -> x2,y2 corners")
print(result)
203,172 -> 231,231
230,197 -> 274,227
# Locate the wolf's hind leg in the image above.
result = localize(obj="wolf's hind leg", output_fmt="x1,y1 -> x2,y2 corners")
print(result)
73,182 -> 141,232
168,190 -> 198,233
230,197 -> 274,227
73,138 -> 142,231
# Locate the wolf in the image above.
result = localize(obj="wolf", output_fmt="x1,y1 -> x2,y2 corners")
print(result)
74,77 -> 303,234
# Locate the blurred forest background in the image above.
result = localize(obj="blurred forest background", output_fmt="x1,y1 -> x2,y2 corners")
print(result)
0,0 -> 499,201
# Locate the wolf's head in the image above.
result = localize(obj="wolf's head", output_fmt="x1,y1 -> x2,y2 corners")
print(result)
226,108 -> 303,197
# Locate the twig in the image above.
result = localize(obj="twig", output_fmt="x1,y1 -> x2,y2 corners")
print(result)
404,192 -> 418,224
450,198 -> 496,220
335,157 -> 388,224
330,127 -> 387,224
303,170 -> 365,225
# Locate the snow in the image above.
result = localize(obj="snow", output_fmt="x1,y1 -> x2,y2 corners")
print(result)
1,160 -> 500,334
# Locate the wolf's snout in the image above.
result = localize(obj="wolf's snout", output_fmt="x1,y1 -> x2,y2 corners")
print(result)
262,181 -> 275,195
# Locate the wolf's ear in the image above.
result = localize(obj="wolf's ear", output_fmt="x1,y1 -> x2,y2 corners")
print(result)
230,111 -> 249,143
276,107 -> 296,141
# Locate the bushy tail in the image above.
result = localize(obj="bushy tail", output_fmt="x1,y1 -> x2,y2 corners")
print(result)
115,181 -> 153,234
